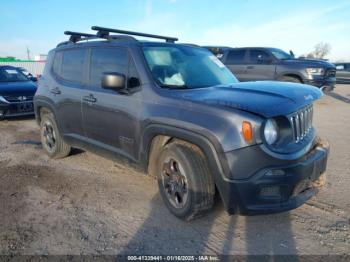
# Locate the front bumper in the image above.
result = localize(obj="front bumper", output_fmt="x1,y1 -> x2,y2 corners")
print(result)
0,101 -> 34,118
304,77 -> 336,90
220,138 -> 329,215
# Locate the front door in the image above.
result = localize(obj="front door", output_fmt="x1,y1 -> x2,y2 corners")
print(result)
81,46 -> 141,159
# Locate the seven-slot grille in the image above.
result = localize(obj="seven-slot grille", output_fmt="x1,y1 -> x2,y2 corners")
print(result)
289,105 -> 313,142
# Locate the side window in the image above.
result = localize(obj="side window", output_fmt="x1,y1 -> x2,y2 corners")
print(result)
226,50 -> 246,64
61,49 -> 86,83
89,47 -> 128,87
52,51 -> 63,76
248,50 -> 270,64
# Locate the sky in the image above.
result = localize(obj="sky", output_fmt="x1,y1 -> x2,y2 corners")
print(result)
0,0 -> 349,61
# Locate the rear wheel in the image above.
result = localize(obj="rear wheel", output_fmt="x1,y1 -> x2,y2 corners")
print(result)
40,113 -> 71,159
156,142 -> 215,221
281,75 -> 302,83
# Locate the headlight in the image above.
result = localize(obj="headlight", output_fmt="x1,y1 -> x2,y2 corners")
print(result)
0,96 -> 9,104
306,67 -> 324,76
264,119 -> 278,145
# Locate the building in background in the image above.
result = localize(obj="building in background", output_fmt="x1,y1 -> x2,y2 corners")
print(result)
0,56 -> 46,77
34,54 -> 48,62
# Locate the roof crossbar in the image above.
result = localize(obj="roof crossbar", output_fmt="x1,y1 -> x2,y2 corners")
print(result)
91,26 -> 178,43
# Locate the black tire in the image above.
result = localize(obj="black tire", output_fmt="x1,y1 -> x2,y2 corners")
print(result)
281,75 -> 302,83
40,113 -> 71,159
156,142 -> 215,221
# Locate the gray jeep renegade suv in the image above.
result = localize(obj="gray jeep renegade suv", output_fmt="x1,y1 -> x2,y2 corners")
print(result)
34,26 -> 329,220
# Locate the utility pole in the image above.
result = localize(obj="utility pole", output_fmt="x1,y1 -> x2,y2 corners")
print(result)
26,46 -> 30,60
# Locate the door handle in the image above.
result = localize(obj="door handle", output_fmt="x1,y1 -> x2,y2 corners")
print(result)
83,94 -> 97,103
246,65 -> 255,69
50,87 -> 61,95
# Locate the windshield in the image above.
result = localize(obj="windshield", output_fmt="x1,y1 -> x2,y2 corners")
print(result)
270,48 -> 293,60
143,45 -> 238,89
0,67 -> 29,82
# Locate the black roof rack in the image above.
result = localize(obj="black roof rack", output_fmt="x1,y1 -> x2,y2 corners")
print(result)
91,26 -> 178,43
57,26 -> 179,47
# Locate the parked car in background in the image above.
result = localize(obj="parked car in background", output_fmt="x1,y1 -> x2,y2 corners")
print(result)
204,46 -> 336,91
334,62 -> 350,84
0,65 -> 37,119
34,27 -> 329,221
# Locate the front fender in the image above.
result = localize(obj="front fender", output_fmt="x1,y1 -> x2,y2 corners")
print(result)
140,123 -> 240,213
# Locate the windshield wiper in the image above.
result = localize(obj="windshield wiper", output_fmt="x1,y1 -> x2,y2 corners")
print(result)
160,84 -> 191,89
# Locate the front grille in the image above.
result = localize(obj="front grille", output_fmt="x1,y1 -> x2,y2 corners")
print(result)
289,105 -> 313,142
3,95 -> 34,103
325,69 -> 336,77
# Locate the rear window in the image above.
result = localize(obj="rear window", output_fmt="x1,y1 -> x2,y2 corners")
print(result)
61,49 -> 86,83
53,49 -> 86,83
226,50 -> 246,64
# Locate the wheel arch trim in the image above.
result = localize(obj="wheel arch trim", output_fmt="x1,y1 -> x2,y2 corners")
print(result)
140,124 -> 236,212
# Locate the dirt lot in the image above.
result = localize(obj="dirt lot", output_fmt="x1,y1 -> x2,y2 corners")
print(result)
0,85 -> 349,256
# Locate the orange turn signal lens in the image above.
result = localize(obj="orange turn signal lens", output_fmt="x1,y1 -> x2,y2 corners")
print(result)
242,121 -> 253,142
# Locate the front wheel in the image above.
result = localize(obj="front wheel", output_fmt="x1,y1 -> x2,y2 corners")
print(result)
40,113 -> 71,159
157,143 -> 215,221
281,75 -> 302,83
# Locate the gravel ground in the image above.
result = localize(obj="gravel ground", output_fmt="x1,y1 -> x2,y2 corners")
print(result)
0,85 -> 349,256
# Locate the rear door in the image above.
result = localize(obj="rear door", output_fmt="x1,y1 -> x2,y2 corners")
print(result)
223,49 -> 248,81
245,49 -> 276,81
81,46 -> 142,159
51,48 -> 87,137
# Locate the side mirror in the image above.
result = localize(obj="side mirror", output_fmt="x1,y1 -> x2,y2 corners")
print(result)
29,76 -> 37,82
102,72 -> 125,91
289,50 -> 295,58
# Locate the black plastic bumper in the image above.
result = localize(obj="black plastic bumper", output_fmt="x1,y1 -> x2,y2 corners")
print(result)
0,101 -> 34,118
304,77 -> 336,90
221,138 -> 329,215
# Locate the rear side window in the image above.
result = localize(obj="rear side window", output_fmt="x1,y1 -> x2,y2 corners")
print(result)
248,50 -> 270,64
52,51 -> 63,76
89,47 -> 128,87
61,49 -> 86,83
226,50 -> 246,64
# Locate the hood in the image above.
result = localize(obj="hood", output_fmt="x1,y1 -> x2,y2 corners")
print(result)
0,81 -> 37,96
281,58 -> 335,68
178,81 -> 323,118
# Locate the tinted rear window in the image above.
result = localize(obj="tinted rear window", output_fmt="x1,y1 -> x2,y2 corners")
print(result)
62,49 -> 86,83
52,51 -> 63,76
226,50 -> 246,64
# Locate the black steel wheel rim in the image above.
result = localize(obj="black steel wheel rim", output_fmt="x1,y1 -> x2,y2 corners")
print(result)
161,157 -> 189,209
42,120 -> 56,153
